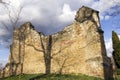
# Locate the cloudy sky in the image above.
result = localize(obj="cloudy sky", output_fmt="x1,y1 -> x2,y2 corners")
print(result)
0,0 -> 120,65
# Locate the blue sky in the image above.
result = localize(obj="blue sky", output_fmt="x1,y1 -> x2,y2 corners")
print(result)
0,0 -> 120,66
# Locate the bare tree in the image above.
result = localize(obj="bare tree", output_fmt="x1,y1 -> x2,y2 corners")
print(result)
40,35 -> 52,74
0,0 -> 9,4
0,63 -> 3,71
0,0 -> 24,76
0,3 -> 23,31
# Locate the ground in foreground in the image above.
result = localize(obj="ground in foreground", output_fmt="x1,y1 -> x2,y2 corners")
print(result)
0,74 -> 105,80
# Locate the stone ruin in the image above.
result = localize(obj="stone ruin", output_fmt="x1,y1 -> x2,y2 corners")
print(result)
0,6 -> 113,79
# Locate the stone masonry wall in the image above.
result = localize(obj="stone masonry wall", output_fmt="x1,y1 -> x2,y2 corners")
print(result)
0,6 -> 112,79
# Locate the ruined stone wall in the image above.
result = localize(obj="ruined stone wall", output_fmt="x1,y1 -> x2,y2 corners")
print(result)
0,6 -> 112,79
0,22 -> 45,77
50,7 -> 112,79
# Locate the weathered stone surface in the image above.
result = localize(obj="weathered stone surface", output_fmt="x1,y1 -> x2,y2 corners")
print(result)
51,19 -> 111,78
0,6 -> 112,79
0,22 -> 45,77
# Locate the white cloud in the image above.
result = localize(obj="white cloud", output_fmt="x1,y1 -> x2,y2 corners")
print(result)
118,35 -> 120,39
9,0 -> 21,8
0,0 -> 119,29
105,39 -> 113,57
58,4 -> 76,22
77,0 -> 94,6
0,28 -> 9,36
91,0 -> 120,20
105,15 -> 110,20
0,14 -> 8,21
21,6 -> 41,22
0,0 -> 120,47
92,0 -> 114,13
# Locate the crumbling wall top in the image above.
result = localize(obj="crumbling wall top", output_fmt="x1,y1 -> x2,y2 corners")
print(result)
75,6 -> 99,23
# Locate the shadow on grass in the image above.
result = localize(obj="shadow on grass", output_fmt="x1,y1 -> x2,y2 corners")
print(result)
29,74 -> 48,80
29,74 -> 71,80
29,74 -> 102,80
29,74 -> 75,80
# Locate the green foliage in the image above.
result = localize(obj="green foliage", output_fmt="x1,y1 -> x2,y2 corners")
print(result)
112,31 -> 120,49
0,74 -> 103,80
117,69 -> 120,75
0,74 -> 40,80
112,31 -> 120,68
117,75 -> 120,80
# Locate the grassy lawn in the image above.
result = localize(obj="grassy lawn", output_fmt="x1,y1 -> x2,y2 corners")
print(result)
0,74 -> 103,80
117,75 -> 120,79
116,69 -> 120,80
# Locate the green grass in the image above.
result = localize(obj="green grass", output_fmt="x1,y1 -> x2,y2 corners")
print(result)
0,74 -> 103,80
115,69 -> 120,80
117,69 -> 120,75
0,74 -> 40,80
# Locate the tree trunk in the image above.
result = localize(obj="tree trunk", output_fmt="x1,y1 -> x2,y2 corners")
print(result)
45,35 -> 52,74
45,53 -> 51,74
